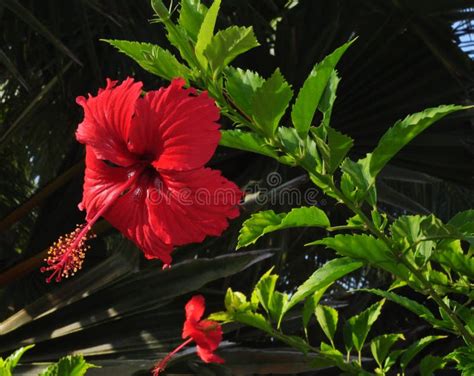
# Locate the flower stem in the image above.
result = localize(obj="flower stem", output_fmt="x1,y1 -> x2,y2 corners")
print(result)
152,337 -> 193,375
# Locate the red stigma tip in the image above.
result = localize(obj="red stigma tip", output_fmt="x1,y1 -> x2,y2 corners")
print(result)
41,224 -> 96,283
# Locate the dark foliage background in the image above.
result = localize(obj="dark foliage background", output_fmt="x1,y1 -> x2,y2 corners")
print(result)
0,0 -> 473,374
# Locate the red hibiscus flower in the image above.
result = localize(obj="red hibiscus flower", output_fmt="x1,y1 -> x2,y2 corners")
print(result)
153,295 -> 224,375
41,78 -> 242,282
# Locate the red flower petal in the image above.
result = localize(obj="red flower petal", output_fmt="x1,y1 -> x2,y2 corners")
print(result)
128,78 -> 221,171
185,295 -> 205,323
76,77 -> 141,167
103,174 -> 174,264
193,319 -> 223,351
147,168 -> 242,245
196,346 -> 224,364
80,146 -> 131,222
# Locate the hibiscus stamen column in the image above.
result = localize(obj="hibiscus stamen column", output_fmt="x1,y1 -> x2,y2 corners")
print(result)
41,169 -> 143,283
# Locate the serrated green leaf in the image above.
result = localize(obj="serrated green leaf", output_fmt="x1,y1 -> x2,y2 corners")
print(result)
103,40 -> 189,80
3,345 -> 34,372
344,300 -> 385,353
252,268 -> 277,315
432,248 -> 474,279
277,127 -> 302,155
207,311 -> 232,322
291,40 -> 354,136
195,0 -> 221,67
219,130 -> 277,158
370,333 -> 404,368
362,289 -> 447,328
340,155 -> 377,206
39,355 -> 96,376
302,284 -> 331,334
446,346 -> 474,375
251,69 -> 293,137
448,209 -> 474,247
370,105 -> 467,178
399,335 -> 447,371
313,126 -> 353,174
178,0 -> 208,41
205,26 -> 259,76
225,67 -> 264,115
318,70 -> 341,130
315,305 -> 338,345
238,207 -> 330,249
419,355 -> 448,376
224,288 -> 252,313
286,257 -> 363,312
310,234 -> 410,279
233,311 -> 273,333
271,291 -> 289,327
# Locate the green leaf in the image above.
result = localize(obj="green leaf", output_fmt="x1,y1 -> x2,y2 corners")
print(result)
205,26 -> 259,76
3,345 -> 34,372
219,130 -> 278,158
291,40 -> 354,136
302,285 -> 331,335
446,346 -> 474,376
370,333 -> 404,368
207,311 -> 232,322
225,67 -> 264,115
252,268 -> 277,315
286,257 -> 363,312
251,69 -> 293,137
238,207 -> 330,249
224,288 -> 253,313
39,355 -> 97,376
318,70 -> 341,130
363,289 -> 445,328
340,155 -> 377,206
344,300 -> 385,353
448,209 -> 474,234
432,249 -> 474,280
315,305 -> 338,345
233,311 -> 273,333
399,335 -> 447,371
271,291 -> 289,327
195,0 -> 221,67
448,209 -> 474,247
313,126 -> 353,174
369,105 -> 467,178
310,234 -> 409,279
103,40 -> 190,80
419,355 -> 448,376
178,0 -> 208,41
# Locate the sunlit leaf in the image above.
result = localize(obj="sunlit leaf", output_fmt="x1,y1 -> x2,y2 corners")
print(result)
400,335 -> 447,371
370,105 -> 467,178
251,69 -> 293,137
315,305 -> 338,345
344,300 -> 385,352
103,40 -> 190,80
39,355 -> 97,376
219,130 -> 277,158
205,26 -> 259,76
195,0 -> 221,67
291,40 -> 354,136
238,207 -> 329,248
179,0 -> 208,41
